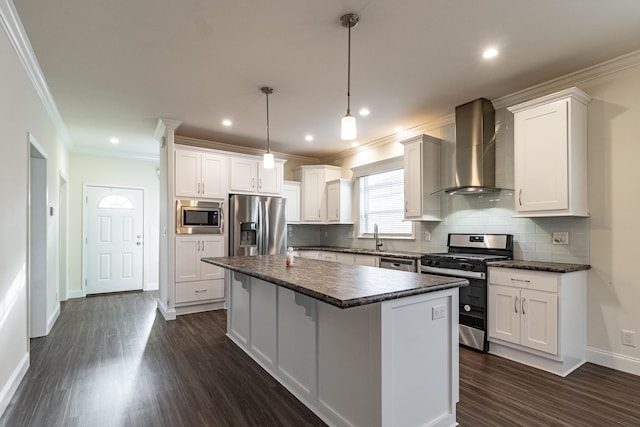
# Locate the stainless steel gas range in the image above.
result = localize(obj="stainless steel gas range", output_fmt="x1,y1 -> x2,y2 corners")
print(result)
421,233 -> 513,352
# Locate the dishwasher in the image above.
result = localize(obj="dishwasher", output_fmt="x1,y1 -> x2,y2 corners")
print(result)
379,257 -> 417,272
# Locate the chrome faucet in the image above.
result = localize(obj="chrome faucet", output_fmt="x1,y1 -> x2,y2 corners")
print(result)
374,224 -> 383,251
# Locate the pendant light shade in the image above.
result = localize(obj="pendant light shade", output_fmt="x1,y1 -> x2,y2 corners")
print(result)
261,86 -> 275,169
340,13 -> 359,141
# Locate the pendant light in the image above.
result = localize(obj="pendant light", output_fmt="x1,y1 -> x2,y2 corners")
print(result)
261,86 -> 275,169
340,13 -> 359,141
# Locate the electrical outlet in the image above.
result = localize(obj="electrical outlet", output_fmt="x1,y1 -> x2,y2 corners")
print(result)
622,330 -> 637,347
424,231 -> 431,241
552,231 -> 569,245
432,305 -> 446,320
347,231 -> 355,239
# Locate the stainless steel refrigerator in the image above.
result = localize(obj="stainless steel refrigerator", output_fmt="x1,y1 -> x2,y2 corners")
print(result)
229,194 -> 287,256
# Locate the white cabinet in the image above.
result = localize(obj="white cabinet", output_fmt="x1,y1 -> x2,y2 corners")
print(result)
282,181 -> 301,224
297,251 -> 320,260
174,235 -> 225,304
326,179 -> 353,224
336,252 -> 379,267
294,165 -> 342,223
229,155 -> 284,195
175,148 -> 229,199
488,266 -> 586,376
508,87 -> 591,217
320,252 -> 336,262
401,135 -> 441,221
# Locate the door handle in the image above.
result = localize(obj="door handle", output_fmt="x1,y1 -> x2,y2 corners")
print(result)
136,242 -> 141,246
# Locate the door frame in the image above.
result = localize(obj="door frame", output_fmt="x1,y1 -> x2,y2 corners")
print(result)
82,184 -> 146,296
58,170 -> 68,301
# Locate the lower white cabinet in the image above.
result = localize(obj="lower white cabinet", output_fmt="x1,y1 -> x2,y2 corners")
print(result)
488,266 -> 586,376
335,253 -> 379,267
320,252 -> 337,262
175,235 -> 225,305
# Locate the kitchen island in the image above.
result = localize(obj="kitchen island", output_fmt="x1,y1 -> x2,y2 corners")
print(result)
202,255 -> 468,427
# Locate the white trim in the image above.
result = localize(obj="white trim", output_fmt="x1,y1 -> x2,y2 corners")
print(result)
66,289 -> 84,299
0,352 -> 29,419
175,135 -> 320,164
586,346 -> 640,377
28,132 -> 47,159
156,298 -> 176,320
154,118 -> 182,142
45,303 -> 60,334
144,281 -> 159,291
351,156 -> 403,178
0,0 -> 72,148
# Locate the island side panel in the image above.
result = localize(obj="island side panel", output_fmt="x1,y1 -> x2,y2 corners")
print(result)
380,288 -> 459,427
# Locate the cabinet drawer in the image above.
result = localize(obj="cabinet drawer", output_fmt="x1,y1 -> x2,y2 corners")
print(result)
489,268 -> 558,293
176,279 -> 225,304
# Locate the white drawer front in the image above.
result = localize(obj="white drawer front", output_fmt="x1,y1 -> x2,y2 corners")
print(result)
176,279 -> 225,303
489,267 -> 558,293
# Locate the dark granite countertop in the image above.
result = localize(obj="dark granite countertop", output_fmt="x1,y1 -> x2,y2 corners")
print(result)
292,246 -> 424,260
487,260 -> 591,273
202,255 -> 467,308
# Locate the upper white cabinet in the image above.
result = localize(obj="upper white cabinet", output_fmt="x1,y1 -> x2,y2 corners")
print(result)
401,135 -> 441,221
229,155 -> 284,196
175,148 -> 229,199
282,181 -> 301,224
487,266 -> 586,376
294,165 -> 342,223
508,87 -> 591,217
326,179 -> 353,224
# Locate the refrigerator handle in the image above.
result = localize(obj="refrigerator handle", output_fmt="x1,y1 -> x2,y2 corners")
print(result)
262,200 -> 269,254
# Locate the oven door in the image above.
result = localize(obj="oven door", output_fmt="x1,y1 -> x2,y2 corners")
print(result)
421,265 -> 488,351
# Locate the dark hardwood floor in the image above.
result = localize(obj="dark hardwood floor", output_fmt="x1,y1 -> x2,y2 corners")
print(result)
2,291 -> 640,427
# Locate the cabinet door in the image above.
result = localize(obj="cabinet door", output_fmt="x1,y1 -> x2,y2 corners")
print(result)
335,253 -> 355,265
201,153 -> 229,199
230,157 -> 258,193
354,254 -> 379,267
403,140 -> 422,218
258,161 -> 282,195
488,285 -> 521,345
175,150 -> 202,198
515,99 -> 569,212
175,236 -> 201,282
520,289 -> 558,355
326,181 -> 340,222
302,169 -> 323,221
283,182 -> 301,223
320,252 -> 336,262
200,235 -> 225,280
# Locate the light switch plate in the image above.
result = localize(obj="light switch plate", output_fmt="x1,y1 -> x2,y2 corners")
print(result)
432,305 -> 446,320
552,231 -> 569,245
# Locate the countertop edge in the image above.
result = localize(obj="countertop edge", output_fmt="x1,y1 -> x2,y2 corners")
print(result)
487,260 -> 591,273
203,257 -> 468,308
292,246 -> 424,260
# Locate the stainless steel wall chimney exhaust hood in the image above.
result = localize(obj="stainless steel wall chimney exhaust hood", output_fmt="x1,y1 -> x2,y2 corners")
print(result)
441,98 -> 501,195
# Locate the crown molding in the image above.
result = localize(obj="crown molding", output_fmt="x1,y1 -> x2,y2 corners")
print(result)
153,118 -> 182,143
0,0 -> 72,148
175,135 -> 320,164
71,145 -> 159,163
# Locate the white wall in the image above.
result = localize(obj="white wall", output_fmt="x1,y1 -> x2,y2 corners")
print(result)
68,153 -> 160,296
0,12 -> 69,416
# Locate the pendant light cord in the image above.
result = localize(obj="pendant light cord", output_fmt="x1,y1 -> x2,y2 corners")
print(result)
346,22 -> 352,115
265,90 -> 270,153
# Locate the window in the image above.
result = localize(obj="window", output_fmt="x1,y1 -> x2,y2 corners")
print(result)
98,194 -> 133,209
358,168 -> 412,237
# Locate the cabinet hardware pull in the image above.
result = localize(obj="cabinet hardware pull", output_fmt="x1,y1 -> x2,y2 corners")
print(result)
197,182 -> 201,194
518,189 -> 522,206
195,289 -> 207,293
405,200 -> 408,213
200,240 -> 204,251
514,296 -> 518,314
252,178 -> 255,188
197,241 -> 201,252
510,278 -> 531,283
336,208 -> 339,217
318,208 -> 321,218
202,183 -> 205,194
522,298 -> 526,315
259,179 -> 262,189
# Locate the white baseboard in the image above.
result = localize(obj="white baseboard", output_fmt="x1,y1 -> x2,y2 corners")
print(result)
144,281 -> 159,291
586,346 -> 640,376
157,298 -> 176,320
46,303 -> 60,334
66,289 -> 84,299
0,352 -> 29,419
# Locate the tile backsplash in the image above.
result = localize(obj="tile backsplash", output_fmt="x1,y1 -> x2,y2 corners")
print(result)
290,190 -> 590,264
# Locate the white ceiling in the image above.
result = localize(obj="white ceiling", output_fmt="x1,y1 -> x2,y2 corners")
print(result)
12,0 -> 640,159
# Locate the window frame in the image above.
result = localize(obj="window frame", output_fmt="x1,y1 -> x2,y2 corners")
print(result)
351,156 -> 415,240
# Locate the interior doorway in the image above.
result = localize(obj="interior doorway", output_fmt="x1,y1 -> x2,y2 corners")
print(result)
58,172 -> 68,301
29,134 -> 47,338
83,185 -> 145,295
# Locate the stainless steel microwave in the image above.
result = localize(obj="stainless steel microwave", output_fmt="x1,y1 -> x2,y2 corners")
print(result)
176,200 -> 223,234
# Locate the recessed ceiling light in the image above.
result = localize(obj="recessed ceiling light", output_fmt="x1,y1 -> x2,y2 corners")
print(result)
222,119 -> 232,126
305,134 -> 314,142
394,127 -> 403,133
351,141 -> 359,148
482,48 -> 499,59
359,108 -> 370,116
109,137 -> 119,144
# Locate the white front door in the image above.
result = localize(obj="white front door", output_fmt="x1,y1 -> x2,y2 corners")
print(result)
85,186 -> 144,294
